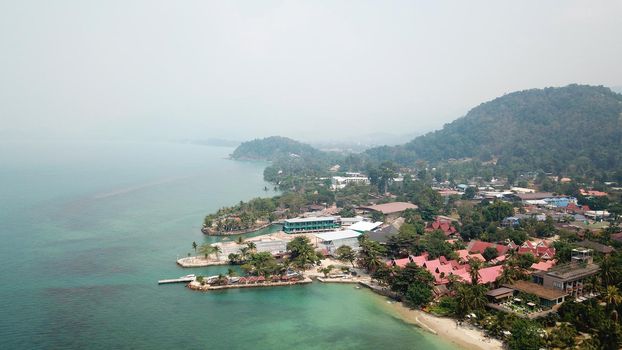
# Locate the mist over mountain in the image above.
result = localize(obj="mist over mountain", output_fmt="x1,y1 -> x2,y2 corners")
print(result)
365,84 -> 622,177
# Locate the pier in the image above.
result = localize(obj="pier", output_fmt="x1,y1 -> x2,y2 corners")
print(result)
158,276 -> 196,284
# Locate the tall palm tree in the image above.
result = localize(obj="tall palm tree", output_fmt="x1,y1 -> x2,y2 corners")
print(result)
198,244 -> 215,259
192,241 -> 198,254
246,242 -> 257,252
603,286 -> 622,312
468,258 -> 482,285
213,245 -> 222,260
600,255 -> 616,287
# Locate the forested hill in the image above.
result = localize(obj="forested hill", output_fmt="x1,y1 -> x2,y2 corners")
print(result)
231,136 -> 324,161
366,84 -> 622,176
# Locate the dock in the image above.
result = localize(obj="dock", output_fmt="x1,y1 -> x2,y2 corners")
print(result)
158,276 -> 195,284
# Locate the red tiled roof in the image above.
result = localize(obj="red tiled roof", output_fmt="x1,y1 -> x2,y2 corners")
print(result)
477,265 -> 504,284
467,240 -> 509,255
391,258 -> 411,268
410,255 -> 427,267
424,259 -> 442,274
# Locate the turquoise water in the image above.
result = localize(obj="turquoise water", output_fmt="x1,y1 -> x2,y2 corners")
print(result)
0,141 -> 456,349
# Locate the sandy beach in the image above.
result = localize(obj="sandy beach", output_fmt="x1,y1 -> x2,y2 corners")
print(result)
384,301 -> 504,350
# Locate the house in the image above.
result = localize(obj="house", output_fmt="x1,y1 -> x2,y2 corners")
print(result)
518,241 -> 556,260
359,202 -> 418,221
532,249 -> 600,298
426,218 -> 458,237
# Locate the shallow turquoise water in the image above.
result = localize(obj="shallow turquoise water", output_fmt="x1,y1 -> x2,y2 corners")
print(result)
0,140 -> 456,349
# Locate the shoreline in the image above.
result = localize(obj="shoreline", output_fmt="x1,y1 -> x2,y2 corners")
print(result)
381,301 -> 504,350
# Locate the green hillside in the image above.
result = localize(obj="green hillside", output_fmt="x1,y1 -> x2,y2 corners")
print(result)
231,136 -> 323,161
366,84 -> 622,177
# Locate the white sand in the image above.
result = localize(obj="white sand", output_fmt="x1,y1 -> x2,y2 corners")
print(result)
386,302 -> 504,350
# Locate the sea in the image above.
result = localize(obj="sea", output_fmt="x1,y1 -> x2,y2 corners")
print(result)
0,140 -> 457,350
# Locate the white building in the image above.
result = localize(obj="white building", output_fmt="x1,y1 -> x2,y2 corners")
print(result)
331,175 -> 370,190
314,230 -> 362,255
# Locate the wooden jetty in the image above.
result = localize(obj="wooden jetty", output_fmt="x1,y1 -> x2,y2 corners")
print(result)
158,275 -> 196,284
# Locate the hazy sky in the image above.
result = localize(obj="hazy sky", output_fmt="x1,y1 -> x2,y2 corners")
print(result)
1,1 -> 621,143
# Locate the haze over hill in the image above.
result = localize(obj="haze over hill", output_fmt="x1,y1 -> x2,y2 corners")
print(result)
234,85 -> 622,179
366,85 -> 622,176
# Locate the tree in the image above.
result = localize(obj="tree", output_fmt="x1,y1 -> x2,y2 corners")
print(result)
467,257 -> 482,285
508,318 -> 544,350
482,246 -> 499,261
390,263 -> 434,295
198,243 -> 216,259
335,245 -> 356,267
192,241 -> 198,254
357,235 -> 387,273
246,242 -> 257,252
603,286 -> 622,312
404,281 -> 433,308
462,186 -> 477,200
319,265 -> 334,277
287,236 -> 319,269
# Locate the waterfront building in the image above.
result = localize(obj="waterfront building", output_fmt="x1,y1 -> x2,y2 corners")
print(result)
314,230 -> 361,255
283,216 -> 340,233
213,236 -> 288,257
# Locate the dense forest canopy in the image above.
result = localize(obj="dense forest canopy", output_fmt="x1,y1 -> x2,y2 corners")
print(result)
231,136 -> 325,161
365,85 -> 622,178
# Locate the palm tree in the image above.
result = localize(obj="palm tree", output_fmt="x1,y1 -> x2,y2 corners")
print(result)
239,247 -> 250,261
246,242 -> 257,252
213,245 -> 222,260
468,258 -> 482,285
198,243 -> 215,259
603,286 -> 622,312
192,241 -> 198,254
496,265 -> 517,286
237,236 -> 244,244
600,255 -> 616,287
227,268 -> 237,277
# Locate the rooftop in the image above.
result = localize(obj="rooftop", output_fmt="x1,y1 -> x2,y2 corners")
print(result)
315,230 -> 361,241
360,202 -> 418,214
284,216 -> 336,223
486,287 -> 515,298
504,280 -> 568,301
349,221 -> 383,232
539,262 -> 600,280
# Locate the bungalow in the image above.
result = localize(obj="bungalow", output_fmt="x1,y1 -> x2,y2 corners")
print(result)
425,219 -> 458,237
518,241 -> 556,260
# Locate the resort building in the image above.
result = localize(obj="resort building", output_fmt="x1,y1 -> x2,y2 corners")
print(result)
314,230 -> 362,255
532,248 -> 599,298
502,280 -> 569,308
283,216 -> 340,234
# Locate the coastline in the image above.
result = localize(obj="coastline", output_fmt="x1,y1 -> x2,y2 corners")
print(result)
381,301 -> 504,350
